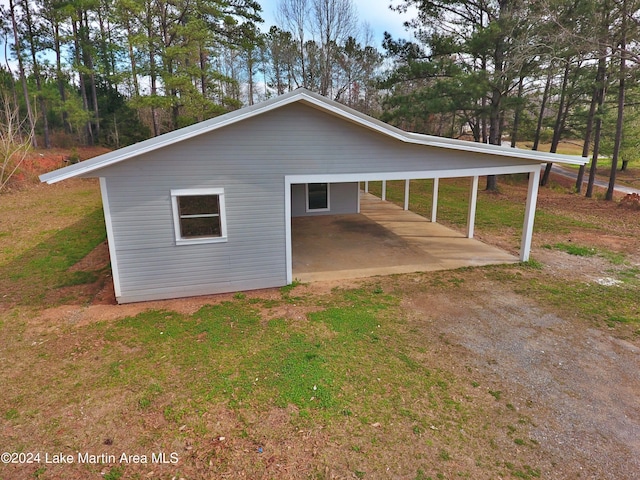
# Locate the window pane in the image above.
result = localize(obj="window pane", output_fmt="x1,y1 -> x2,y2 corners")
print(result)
180,217 -> 221,238
179,195 -> 219,216
308,183 -> 328,210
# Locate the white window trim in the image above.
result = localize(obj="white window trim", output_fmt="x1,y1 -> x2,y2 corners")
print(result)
305,183 -> 331,212
171,188 -> 228,245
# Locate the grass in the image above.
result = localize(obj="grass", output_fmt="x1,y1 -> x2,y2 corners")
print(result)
2,284 -> 516,477
517,140 -> 585,156
529,277 -> 640,327
0,207 -> 106,305
1,172 -> 639,478
543,243 -> 628,267
367,177 -> 600,243
543,242 -> 597,257
94,287 -> 456,427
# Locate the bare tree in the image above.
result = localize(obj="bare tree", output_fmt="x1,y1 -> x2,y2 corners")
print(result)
0,94 -> 34,192
277,0 -> 310,88
310,0 -> 358,96
277,0 -> 360,97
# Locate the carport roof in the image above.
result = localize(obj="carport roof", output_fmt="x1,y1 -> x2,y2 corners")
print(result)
40,88 -> 586,185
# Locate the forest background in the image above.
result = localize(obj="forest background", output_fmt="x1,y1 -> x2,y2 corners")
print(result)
2,0 -> 640,197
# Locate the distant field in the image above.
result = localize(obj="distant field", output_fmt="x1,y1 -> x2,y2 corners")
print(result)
517,140 -> 585,156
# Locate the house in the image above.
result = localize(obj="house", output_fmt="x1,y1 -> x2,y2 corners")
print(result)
41,89 -> 586,304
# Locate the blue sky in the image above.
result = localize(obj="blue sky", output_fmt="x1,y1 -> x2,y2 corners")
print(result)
258,0 -> 418,46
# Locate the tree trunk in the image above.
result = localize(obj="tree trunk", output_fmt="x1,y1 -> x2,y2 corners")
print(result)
82,10 -> 100,141
126,16 -> 140,97
22,0 -> 50,148
247,49 -> 255,105
199,47 -> 207,97
542,59 -> 571,187
510,75 -> 524,148
72,18 -> 94,145
586,97 -> 605,198
146,4 -> 160,136
532,66 -> 553,151
577,54 -> 606,193
550,60 -> 571,153
53,21 -> 71,133
606,1 -> 626,201
486,87 -> 502,191
8,0 -> 38,148
487,0 -> 510,193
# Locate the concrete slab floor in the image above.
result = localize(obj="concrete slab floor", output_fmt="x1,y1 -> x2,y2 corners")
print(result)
292,192 -> 518,282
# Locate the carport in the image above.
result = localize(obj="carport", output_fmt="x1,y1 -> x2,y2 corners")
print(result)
292,191 -> 517,282
284,164 -> 545,286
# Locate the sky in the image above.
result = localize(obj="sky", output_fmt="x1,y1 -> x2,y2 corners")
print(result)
258,0 -> 418,46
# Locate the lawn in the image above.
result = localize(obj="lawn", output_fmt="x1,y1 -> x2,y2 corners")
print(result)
1,175 -> 639,479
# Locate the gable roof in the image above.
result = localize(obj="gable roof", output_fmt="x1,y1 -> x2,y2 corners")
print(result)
40,88 -> 586,184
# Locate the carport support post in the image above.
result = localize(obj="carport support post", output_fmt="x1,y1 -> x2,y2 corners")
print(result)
431,178 -> 439,222
520,168 -> 540,261
382,180 -> 387,200
404,179 -> 410,210
466,176 -> 479,238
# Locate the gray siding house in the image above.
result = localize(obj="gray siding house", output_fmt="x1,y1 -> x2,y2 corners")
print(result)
41,89 -> 585,303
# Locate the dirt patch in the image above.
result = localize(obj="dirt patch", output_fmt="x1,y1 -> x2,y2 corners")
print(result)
5,146 -> 111,191
69,241 -> 110,273
401,271 -> 640,479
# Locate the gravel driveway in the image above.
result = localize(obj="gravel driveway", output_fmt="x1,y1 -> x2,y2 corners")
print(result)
408,275 -> 640,479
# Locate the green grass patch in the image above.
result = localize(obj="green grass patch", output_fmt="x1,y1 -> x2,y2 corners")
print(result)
525,277 -> 640,326
544,243 -> 628,266
56,270 -> 100,287
600,250 -> 627,266
508,464 -> 541,479
544,243 -> 597,257
616,267 -> 640,283
0,207 -> 106,305
92,286 -> 460,432
484,262 -> 640,328
103,466 -> 124,480
367,177 -> 599,241
4,408 -> 19,420
489,390 -> 502,401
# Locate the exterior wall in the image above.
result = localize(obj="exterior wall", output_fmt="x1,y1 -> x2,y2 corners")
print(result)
97,102 -> 540,303
291,182 -> 359,217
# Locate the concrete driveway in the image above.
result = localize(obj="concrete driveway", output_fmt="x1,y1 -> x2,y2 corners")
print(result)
292,193 -> 518,282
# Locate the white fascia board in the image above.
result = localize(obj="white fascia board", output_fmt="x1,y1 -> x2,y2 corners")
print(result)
285,164 -> 539,185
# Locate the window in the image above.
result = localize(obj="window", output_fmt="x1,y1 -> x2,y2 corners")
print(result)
171,188 -> 227,245
306,183 -> 330,211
